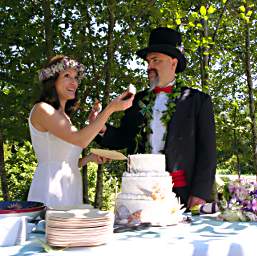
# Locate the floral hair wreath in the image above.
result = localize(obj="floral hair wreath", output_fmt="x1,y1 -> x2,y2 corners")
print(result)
38,57 -> 86,82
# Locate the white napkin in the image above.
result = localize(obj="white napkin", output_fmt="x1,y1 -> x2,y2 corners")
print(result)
0,216 -> 28,247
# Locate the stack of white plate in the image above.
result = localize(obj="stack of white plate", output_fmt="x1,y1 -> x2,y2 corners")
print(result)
46,207 -> 114,247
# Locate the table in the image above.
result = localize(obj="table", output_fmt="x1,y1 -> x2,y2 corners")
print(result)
1,215 -> 256,256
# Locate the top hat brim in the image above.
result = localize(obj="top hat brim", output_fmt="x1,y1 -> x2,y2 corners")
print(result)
136,44 -> 186,73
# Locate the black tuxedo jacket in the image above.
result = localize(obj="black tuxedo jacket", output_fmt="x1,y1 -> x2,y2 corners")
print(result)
96,87 -> 216,205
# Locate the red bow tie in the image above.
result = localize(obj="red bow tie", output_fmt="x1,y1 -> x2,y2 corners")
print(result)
153,86 -> 173,94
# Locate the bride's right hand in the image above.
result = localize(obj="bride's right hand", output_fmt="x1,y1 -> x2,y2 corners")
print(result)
107,91 -> 134,113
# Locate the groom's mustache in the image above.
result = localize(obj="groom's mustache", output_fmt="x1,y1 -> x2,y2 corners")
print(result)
147,68 -> 158,76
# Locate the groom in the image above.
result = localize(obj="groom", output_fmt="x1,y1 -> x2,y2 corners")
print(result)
91,27 -> 216,209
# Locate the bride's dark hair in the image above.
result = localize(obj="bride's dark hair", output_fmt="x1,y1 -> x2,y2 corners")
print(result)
36,55 -> 79,116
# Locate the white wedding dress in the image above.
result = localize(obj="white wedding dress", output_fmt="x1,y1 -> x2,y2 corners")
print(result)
27,109 -> 83,207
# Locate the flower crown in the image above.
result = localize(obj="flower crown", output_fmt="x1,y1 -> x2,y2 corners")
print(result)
38,57 -> 86,82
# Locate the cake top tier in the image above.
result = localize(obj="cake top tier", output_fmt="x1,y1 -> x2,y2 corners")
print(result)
127,154 -> 166,173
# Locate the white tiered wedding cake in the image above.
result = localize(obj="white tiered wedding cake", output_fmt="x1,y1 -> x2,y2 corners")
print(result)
115,154 -> 184,226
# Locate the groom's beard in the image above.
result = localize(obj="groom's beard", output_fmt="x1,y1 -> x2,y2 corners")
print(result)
148,69 -> 160,90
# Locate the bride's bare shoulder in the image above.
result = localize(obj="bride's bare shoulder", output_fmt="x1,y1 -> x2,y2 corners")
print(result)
33,102 -> 56,115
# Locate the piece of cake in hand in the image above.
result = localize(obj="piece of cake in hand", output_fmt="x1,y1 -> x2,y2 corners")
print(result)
128,84 -> 136,95
123,84 -> 136,100
115,154 -> 185,226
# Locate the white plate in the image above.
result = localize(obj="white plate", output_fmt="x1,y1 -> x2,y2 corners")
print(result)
46,208 -> 113,220
90,148 -> 127,160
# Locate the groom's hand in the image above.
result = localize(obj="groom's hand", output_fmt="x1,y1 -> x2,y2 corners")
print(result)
187,195 -> 206,209
88,100 -> 107,134
88,99 -> 102,123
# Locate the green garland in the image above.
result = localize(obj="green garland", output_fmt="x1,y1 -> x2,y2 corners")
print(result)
135,83 -> 182,153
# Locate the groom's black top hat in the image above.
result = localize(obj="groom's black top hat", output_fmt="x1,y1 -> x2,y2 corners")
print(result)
136,27 -> 187,73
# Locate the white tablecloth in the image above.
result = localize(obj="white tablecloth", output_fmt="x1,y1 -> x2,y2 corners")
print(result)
1,215 -> 256,256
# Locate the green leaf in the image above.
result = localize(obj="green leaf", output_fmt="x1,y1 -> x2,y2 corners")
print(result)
188,21 -> 195,27
239,6 -> 246,13
246,10 -> 253,17
35,239 -> 55,252
202,37 -> 208,44
2,88 -> 11,95
191,12 -> 199,19
239,13 -> 245,19
200,6 -> 207,16
175,11 -> 182,19
196,23 -> 203,28
176,19 -> 181,25
208,6 -> 216,14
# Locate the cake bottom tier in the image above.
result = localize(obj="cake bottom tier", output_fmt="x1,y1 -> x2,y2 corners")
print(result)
115,195 -> 183,226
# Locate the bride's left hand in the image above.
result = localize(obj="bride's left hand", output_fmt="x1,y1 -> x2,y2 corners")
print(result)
89,153 -> 110,164
79,153 -> 111,167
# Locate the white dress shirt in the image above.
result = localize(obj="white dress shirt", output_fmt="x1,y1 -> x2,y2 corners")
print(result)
149,92 -> 169,153
149,80 -> 175,153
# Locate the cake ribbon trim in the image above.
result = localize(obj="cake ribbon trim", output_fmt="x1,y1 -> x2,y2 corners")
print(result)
169,170 -> 187,188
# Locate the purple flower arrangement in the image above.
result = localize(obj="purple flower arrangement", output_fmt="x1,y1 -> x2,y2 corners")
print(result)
218,178 -> 257,221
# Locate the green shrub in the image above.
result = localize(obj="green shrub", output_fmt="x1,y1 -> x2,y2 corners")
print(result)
4,140 -> 37,201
